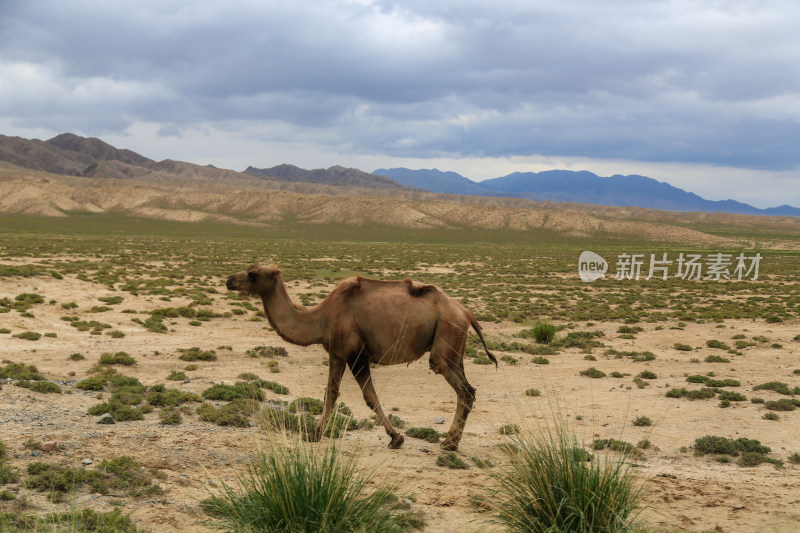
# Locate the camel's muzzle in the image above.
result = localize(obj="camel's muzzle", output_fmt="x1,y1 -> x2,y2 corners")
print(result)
225,276 -> 237,290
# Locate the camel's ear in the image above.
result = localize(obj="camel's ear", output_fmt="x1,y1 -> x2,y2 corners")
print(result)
266,265 -> 281,278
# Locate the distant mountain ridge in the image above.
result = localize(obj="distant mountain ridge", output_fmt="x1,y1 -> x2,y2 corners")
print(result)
1,132 -> 796,217
244,164 -> 416,190
375,168 -> 800,217
0,133 -> 414,192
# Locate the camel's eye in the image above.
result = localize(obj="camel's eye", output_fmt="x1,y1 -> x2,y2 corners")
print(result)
248,271 -> 257,281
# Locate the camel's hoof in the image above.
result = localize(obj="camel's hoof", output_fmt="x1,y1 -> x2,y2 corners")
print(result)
441,438 -> 459,451
389,434 -> 405,449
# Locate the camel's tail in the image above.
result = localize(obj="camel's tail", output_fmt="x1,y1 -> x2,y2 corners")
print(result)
470,318 -> 498,367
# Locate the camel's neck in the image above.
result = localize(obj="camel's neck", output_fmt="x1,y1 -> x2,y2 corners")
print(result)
260,277 -> 325,346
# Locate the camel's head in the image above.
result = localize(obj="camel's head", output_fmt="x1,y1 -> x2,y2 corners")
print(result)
226,264 -> 280,297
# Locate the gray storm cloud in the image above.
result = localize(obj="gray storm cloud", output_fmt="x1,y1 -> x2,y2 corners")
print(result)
1,0 -> 799,171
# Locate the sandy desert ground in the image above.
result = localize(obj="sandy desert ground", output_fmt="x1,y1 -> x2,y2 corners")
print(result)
1,260 -> 800,532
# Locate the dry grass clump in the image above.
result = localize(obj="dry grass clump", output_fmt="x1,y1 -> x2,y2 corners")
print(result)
201,432 -> 414,532
489,425 -> 643,532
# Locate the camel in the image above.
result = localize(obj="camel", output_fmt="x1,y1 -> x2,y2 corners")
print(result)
226,264 -> 497,450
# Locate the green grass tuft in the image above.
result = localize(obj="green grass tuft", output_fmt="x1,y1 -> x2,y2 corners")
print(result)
490,425 -> 643,532
202,435 -> 408,532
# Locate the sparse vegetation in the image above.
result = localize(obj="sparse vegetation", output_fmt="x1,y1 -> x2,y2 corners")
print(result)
3,213 -> 800,531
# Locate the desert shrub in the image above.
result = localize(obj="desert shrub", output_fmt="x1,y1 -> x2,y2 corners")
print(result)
685,375 -> 740,387
255,380 -> 290,395
15,380 -> 61,394
69,352 -> 85,361
324,413 -> 360,438
592,439 -> 639,457
24,457 -> 159,497
289,397 -> 325,414
674,343 -> 692,351
579,367 -> 605,378
788,452 -> 800,464
260,407 -> 316,434
0,508 -> 142,532
606,349 -> 656,362
202,436 -> 406,533
765,399 -> 800,411
694,435 -> 770,456
167,370 -> 188,381
763,412 -> 780,421
202,382 -> 264,402
177,347 -> 217,361
0,460 -> 18,484
99,352 -> 136,366
737,452 -> 783,468
555,331 -> 605,351
0,362 -> 45,381
706,339 -> 731,350
491,426 -> 643,533
632,416 -> 652,427
531,356 -> 549,365
13,331 -> 41,341
525,388 -> 541,397
437,452 -> 468,469
753,381 -> 800,395
247,345 -> 289,357
705,354 -> 730,363
199,399 -> 261,427
159,408 -> 182,425
146,387 -> 202,407
687,388 -> 717,400
238,372 -> 260,381
76,375 -> 108,391
637,371 -> 657,380
718,391 -> 747,402
501,355 -> 518,365
406,427 -> 441,443
70,319 -> 113,334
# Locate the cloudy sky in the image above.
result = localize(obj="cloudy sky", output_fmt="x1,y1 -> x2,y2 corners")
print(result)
1,0 -> 799,208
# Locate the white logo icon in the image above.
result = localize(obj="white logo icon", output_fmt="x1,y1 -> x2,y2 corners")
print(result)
579,251 -> 607,282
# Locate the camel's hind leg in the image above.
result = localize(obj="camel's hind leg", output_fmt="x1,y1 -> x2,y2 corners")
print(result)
310,355 -> 346,442
429,320 -> 475,451
347,352 -> 404,449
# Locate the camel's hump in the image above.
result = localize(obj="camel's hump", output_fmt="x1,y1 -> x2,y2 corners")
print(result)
336,276 -> 439,298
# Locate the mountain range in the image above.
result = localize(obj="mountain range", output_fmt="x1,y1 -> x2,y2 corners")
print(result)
373,168 -> 800,217
0,132 -> 797,218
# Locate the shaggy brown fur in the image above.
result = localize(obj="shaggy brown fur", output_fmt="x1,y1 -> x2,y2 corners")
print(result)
226,264 -> 496,450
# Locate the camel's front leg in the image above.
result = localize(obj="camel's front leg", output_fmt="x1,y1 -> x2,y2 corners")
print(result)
309,355 -> 346,442
347,353 -> 404,449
